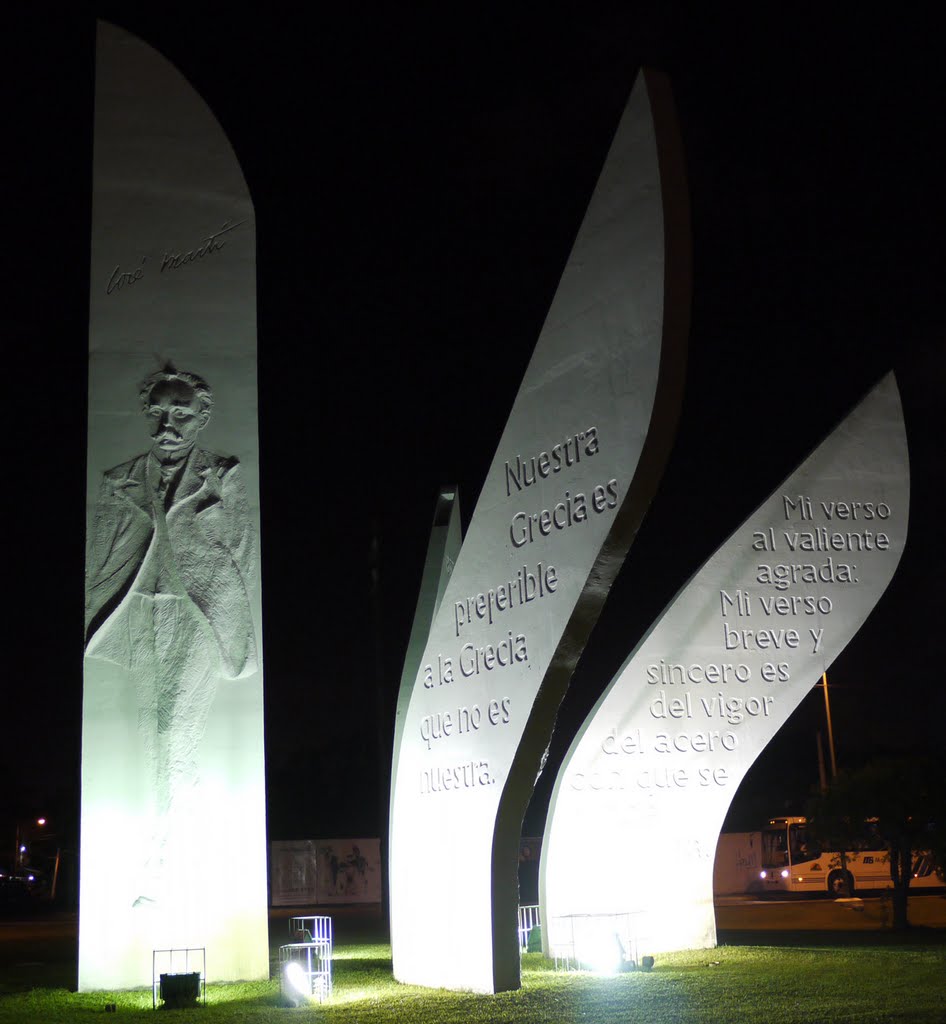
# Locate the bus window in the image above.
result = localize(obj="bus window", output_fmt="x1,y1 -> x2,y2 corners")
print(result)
790,824 -> 821,862
863,820 -> 886,853
762,828 -> 789,866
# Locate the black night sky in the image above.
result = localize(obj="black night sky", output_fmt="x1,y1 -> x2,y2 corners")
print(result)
3,8 -> 944,874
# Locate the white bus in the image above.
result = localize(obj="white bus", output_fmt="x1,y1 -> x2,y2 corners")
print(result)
758,816 -> 942,896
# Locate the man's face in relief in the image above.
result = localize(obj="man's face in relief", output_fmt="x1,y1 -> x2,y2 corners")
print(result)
145,379 -> 209,462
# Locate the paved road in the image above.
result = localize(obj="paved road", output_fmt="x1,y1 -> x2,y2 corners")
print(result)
0,913 -> 77,990
715,893 -> 946,933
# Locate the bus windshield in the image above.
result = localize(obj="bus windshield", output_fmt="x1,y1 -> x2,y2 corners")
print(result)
761,822 -> 821,867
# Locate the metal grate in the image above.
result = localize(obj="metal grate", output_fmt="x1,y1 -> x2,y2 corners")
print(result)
547,912 -> 644,971
279,940 -> 333,1002
282,915 -> 333,1001
152,947 -> 206,1009
288,914 -> 333,951
517,904 -> 541,953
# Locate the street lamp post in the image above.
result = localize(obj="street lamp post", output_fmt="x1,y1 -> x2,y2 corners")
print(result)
11,817 -> 49,876
821,672 -> 838,779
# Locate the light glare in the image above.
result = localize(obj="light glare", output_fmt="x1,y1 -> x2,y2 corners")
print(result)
285,961 -> 309,997
579,931 -> 625,975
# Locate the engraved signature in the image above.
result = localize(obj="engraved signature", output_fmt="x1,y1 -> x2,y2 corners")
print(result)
160,220 -> 246,273
106,256 -> 149,295
105,220 -> 247,295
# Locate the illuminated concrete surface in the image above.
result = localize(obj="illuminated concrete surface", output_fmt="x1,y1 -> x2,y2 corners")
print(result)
79,22 -> 268,990
390,487 -> 463,836
541,375 -> 908,961
389,69 -> 690,992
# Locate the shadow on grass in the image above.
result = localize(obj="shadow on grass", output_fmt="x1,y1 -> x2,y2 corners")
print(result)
336,957 -> 394,971
206,983 -> 282,1009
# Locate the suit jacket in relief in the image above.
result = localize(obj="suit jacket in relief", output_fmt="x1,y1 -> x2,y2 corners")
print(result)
85,447 -> 258,679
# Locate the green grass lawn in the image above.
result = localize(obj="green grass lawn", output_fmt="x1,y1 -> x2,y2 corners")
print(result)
2,939 -> 945,1024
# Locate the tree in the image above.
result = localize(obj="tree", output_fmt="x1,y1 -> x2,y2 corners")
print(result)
806,755 -> 946,930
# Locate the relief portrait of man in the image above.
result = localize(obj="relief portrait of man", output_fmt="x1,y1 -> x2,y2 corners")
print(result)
84,365 -> 257,905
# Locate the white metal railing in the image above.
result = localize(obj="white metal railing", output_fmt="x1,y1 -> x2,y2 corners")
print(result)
517,904 -> 541,953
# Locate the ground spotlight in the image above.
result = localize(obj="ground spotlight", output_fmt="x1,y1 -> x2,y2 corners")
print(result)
158,972 -> 201,1009
152,948 -> 205,1009
281,961 -> 313,1007
279,934 -> 332,1007
580,931 -> 628,975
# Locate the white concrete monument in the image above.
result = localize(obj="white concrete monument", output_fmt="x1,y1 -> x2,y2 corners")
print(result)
389,69 -> 690,993
391,488 -> 463,807
541,375 -> 908,964
79,22 -> 268,989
